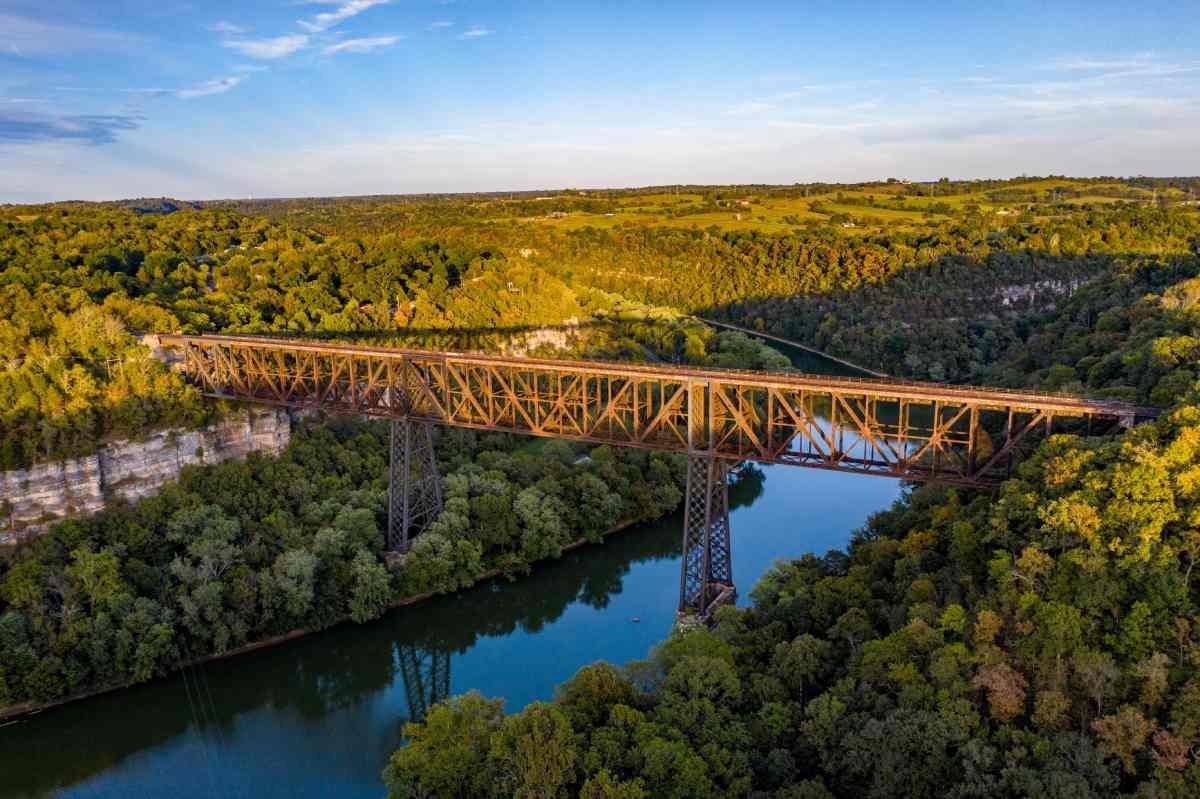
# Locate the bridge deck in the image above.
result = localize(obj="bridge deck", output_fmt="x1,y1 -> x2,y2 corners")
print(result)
158,334 -> 1157,485
159,334 -> 1154,418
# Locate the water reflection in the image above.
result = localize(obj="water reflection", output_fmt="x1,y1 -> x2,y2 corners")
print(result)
396,644 -> 450,724
1,454 -> 897,799
0,331 -> 904,798
0,468 -> 774,798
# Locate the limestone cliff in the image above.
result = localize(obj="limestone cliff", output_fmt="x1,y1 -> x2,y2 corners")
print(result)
0,408 -> 290,542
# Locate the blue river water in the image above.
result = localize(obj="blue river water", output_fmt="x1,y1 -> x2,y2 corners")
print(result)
0,464 -> 900,798
0,342 -> 904,798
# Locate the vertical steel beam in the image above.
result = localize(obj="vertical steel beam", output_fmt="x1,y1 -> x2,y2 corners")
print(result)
678,454 -> 735,622
387,418 -> 444,552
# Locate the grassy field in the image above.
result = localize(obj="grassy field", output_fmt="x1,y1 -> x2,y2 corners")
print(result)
488,178 -> 1186,236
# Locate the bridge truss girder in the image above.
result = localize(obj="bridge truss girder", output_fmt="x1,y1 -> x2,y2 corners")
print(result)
167,335 -> 1151,487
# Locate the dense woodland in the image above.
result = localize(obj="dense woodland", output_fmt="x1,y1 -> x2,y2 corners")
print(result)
2,177 -> 1200,796
0,421 -> 686,705
543,206 -> 1200,393
0,201 -> 793,467
388,392 -> 1200,798
1,178 -> 1196,465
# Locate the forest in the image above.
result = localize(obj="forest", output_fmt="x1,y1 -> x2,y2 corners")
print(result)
0,420 -> 687,706
388,392 -> 1200,797
0,196 -> 786,705
1,176 -> 1199,796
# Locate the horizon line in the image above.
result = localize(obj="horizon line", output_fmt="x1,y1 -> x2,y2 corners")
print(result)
3,173 -> 1198,208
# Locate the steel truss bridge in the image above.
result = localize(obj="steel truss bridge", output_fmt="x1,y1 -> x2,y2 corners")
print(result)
158,334 -> 1157,620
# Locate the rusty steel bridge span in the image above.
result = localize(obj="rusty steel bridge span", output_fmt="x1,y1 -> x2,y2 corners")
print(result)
158,334 -> 1157,620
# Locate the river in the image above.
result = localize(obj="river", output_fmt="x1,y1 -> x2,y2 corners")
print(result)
0,342 -> 902,799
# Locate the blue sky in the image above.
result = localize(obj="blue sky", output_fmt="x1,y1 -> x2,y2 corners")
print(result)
2,1 -> 1198,202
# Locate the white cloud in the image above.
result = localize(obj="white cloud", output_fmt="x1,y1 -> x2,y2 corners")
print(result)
722,86 -> 829,116
1051,54 -> 1157,71
177,76 -> 244,99
775,87 -> 828,97
1042,54 -> 1200,83
222,35 -> 309,59
457,26 -> 493,40
119,87 -> 173,98
0,110 -> 141,145
10,100 -> 1200,201
322,36 -> 401,55
208,21 -> 247,35
1,13 -> 141,54
429,21 -> 453,29
298,0 -> 389,33
724,100 -> 773,116
1002,94 -> 1193,117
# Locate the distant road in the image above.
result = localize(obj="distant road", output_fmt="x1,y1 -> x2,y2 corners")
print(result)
694,317 -> 889,378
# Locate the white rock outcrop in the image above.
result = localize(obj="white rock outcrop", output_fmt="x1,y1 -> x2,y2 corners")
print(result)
0,408 -> 290,542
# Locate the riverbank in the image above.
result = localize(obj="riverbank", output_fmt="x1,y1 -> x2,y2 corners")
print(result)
0,517 -> 645,723
0,462 -> 903,799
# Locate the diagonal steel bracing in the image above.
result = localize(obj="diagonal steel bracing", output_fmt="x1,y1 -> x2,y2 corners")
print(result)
164,334 -> 1154,487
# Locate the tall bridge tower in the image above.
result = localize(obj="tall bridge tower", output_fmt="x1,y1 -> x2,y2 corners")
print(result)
387,419 -> 443,553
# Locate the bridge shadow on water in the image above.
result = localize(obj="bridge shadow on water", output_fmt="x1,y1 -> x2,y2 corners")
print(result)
0,467 -> 764,798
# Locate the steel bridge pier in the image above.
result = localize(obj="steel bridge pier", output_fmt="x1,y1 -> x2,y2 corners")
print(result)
158,334 -> 1162,618
678,455 -> 736,622
387,418 -> 444,552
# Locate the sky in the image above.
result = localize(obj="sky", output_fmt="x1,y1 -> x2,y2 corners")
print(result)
1,0 -> 1199,202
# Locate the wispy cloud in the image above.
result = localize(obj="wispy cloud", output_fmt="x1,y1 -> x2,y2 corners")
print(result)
298,0 -> 389,33
2,13 -> 141,55
1042,53 -> 1200,83
724,100 -> 774,116
97,76 -> 249,102
208,21 -> 247,35
177,76 -> 244,99
1002,94 -> 1193,116
0,111 -> 140,145
119,87 -> 174,99
1050,54 -> 1158,71
722,87 -> 826,116
976,55 -> 1200,105
222,34 -> 309,59
322,36 -> 401,55
429,21 -> 453,29
457,26 -> 493,40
